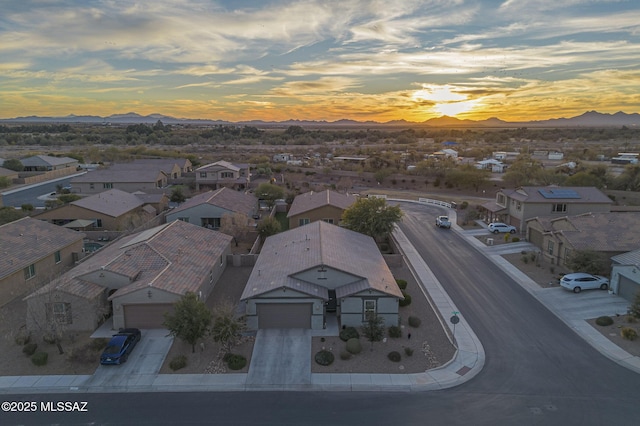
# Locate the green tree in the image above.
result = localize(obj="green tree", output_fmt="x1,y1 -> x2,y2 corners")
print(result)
170,186 -> 187,203
0,206 -> 24,225
565,250 -> 609,276
360,313 -> 385,348
629,291 -> 640,319
255,183 -> 284,208
256,216 -> 281,242
2,158 -> 23,171
445,165 -> 489,191
341,197 -> 403,240
163,292 -> 212,353
502,154 -> 544,187
210,301 -> 246,354
0,176 -> 11,189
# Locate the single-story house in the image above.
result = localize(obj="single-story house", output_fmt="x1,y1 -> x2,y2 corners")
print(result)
0,166 -> 19,181
34,188 -> 153,231
108,158 -> 192,179
287,189 -> 357,229
20,155 -> 79,172
475,159 -> 507,173
25,220 -> 232,331
240,221 -> 403,330
166,187 -> 258,229
0,217 -> 84,307
70,167 -> 167,195
610,249 -> 640,302
525,212 -> 640,267
195,160 -> 250,191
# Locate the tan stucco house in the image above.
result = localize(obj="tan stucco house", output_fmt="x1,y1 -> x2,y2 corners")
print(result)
1,217 -> 84,307
482,186 -> 612,233
241,221 -> 403,330
610,249 -> 640,302
25,220 -> 232,331
195,160 -> 250,191
70,167 -> 167,195
287,189 -> 357,229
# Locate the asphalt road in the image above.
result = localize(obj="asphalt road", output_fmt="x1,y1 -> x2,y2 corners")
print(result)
1,176 -> 76,208
3,202 -> 640,426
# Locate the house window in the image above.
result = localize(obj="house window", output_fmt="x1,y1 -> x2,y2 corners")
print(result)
103,183 -> 113,189
202,218 -> 221,229
548,240 -> 554,255
89,183 -> 95,190
564,248 -> 571,262
552,203 -> 567,213
54,251 -> 61,264
323,219 -> 334,224
496,194 -> 506,206
93,219 -> 102,228
221,171 -> 234,179
178,217 -> 189,223
363,300 -> 376,320
200,172 -> 207,178
516,202 -> 522,211
299,218 -> 310,226
46,302 -> 72,325
24,264 -> 36,280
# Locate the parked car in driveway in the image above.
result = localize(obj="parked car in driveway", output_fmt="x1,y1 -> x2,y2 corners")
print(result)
100,328 -> 141,365
488,222 -> 517,234
560,273 -> 609,293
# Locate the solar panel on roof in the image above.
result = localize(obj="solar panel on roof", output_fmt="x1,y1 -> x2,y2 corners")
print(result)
538,189 -> 581,199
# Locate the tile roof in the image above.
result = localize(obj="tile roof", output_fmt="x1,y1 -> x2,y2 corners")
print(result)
0,167 -> 19,177
611,248 -> 640,266
20,155 -> 78,167
0,217 -> 85,280
501,186 -> 612,204
71,189 -> 144,217
169,187 -> 257,216
287,189 -> 357,217
197,160 -> 240,172
25,220 -> 232,300
71,167 -> 165,183
108,159 -> 185,174
241,221 -> 402,300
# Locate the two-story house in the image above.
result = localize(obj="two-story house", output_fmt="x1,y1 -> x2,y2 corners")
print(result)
482,186 -> 612,233
195,160 -> 250,191
287,189 -> 357,229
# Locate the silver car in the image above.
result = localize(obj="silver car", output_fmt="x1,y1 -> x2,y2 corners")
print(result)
488,222 -> 516,234
560,273 -> 609,293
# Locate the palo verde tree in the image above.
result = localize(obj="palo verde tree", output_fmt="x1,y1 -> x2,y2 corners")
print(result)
163,292 -> 212,353
565,250 -> 609,276
256,216 -> 281,242
341,196 -> 403,240
255,182 -> 284,208
210,301 -> 247,354
360,313 -> 385,349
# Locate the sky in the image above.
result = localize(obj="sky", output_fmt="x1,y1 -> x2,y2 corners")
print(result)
1,0 -> 639,123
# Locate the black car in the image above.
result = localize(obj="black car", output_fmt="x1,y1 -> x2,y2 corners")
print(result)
100,328 -> 141,365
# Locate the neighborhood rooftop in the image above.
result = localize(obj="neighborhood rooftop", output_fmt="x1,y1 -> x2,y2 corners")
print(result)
287,189 -> 357,218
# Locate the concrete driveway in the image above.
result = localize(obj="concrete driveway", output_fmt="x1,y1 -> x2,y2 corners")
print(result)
86,329 -> 173,388
246,329 -> 311,387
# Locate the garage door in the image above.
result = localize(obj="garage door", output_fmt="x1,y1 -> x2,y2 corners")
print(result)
528,228 -> 543,248
124,304 -> 174,329
618,276 -> 640,302
257,303 -> 312,329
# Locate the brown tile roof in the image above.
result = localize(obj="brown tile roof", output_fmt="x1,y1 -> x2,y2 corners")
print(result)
197,160 -> 240,172
169,187 -> 257,216
287,189 -> 357,217
71,189 -> 143,217
71,168 -> 165,183
0,217 -> 85,280
241,221 -> 402,300
501,186 -> 612,204
25,220 -> 232,300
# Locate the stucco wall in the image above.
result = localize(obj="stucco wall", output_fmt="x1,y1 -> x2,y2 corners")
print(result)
166,204 -> 233,226
288,205 -> 345,229
26,289 -> 107,332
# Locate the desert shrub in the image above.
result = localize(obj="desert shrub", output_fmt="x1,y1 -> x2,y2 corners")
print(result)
404,347 -> 414,356
15,332 -> 31,346
621,327 -> 638,341
529,253 -> 537,262
42,334 -> 57,344
395,279 -> 408,290
226,354 -> 247,370
512,237 -> 520,243
399,291 -> 412,307
595,316 -> 614,326
31,351 -> 48,366
503,234 -> 511,243
169,355 -> 188,371
315,350 -> 335,366
388,326 -> 402,338
340,351 -> 352,360
460,201 -> 469,210
23,343 -> 38,356
89,338 -> 109,352
387,351 -> 401,362
346,338 -> 362,354
408,316 -> 421,328
626,315 -> 637,323
339,327 -> 359,341
522,256 -> 529,264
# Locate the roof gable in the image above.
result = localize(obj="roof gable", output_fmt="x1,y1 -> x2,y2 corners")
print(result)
71,189 -> 144,217
287,189 -> 357,217
169,187 -> 257,216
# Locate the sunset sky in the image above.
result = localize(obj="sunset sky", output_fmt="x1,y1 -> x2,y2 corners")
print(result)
1,0 -> 639,122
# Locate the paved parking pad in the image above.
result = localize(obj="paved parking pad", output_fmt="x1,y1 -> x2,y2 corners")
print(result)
247,329 -> 311,386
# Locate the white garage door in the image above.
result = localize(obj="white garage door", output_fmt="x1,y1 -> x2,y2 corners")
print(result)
618,276 -> 640,303
124,304 -> 174,329
257,303 -> 312,329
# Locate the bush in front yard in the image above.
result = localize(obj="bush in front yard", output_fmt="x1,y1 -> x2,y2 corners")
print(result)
346,338 -> 362,354
340,351 -> 352,360
395,279 -> 407,290
388,325 -> 402,338
31,352 -> 48,366
169,355 -> 188,371
404,347 -> 414,356
23,343 -> 38,356
595,316 -> 614,326
387,351 -> 401,362
621,327 -> 638,341
226,354 -> 247,370
399,291 -> 412,307
15,332 -> 30,346
408,316 -> 421,328
339,327 -> 359,341
315,350 -> 335,366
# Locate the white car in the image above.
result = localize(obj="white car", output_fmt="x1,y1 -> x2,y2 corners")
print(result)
560,273 -> 609,293
488,222 -> 516,234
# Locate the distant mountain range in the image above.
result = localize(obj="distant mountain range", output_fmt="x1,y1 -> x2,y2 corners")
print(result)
1,110 -> 639,128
